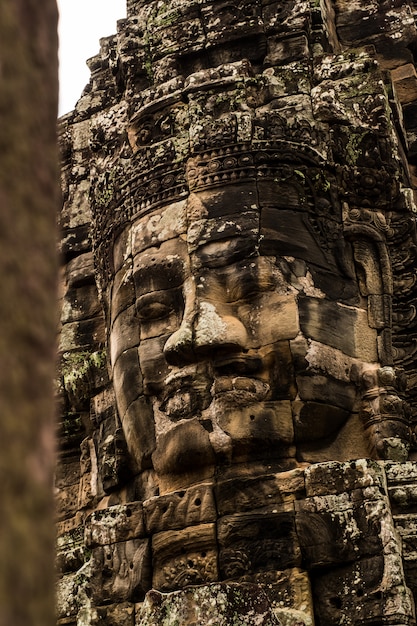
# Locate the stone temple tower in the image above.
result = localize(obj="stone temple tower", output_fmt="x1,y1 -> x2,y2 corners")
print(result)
57,1 -> 417,624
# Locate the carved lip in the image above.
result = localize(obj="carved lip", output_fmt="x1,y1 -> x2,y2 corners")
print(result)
213,355 -> 263,375
159,356 -> 268,416
212,376 -> 270,404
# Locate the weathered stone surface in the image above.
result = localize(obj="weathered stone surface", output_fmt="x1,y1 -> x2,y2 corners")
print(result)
56,526 -> 86,575
90,539 -> 151,603
144,483 -> 217,534
296,491 -> 385,568
217,400 -> 295,460
56,0 -> 417,622
299,297 -> 378,361
96,602 -> 135,626
120,396 -> 156,472
304,459 -> 386,497
312,556 -> 415,626
218,510 -> 302,577
151,419 -> 216,488
137,583 -> 281,625
85,502 -> 145,548
112,348 -> 143,418
215,469 -> 306,516
152,524 -> 218,591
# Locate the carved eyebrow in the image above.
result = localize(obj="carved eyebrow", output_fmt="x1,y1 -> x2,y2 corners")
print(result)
195,236 -> 258,268
133,256 -> 187,296
220,261 -> 275,302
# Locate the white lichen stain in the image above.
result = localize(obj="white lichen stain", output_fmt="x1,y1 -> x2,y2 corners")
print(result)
196,302 -> 228,345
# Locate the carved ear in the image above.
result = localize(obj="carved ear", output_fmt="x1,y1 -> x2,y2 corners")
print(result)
343,205 -> 393,366
350,238 -> 393,365
343,208 -> 412,460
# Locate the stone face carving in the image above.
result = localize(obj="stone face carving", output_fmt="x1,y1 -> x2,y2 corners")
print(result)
57,0 -> 417,624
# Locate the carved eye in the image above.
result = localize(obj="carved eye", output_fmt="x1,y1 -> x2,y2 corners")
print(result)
136,301 -> 173,321
135,288 -> 183,322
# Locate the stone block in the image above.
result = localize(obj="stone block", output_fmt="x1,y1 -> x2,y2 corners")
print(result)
312,556 -> 384,625
238,568 -> 315,626
242,294 -> 300,346
60,224 -> 91,258
55,483 -> 81,522
299,296 -> 378,361
295,492 -> 384,568
55,458 -> 81,490
111,263 -> 136,323
91,387 -> 117,423
137,334 -> 170,390
61,284 -> 102,324
113,226 -> 132,274
218,510 -> 301,577
95,602 -> 135,626
56,514 -> 84,537
137,583 -> 281,625
59,317 -> 106,352
264,33 -> 309,65
188,211 -> 259,252
394,513 -> 417,542
56,526 -> 86,574
260,208 -> 330,268
385,460 -> 417,485
152,418 -> 215,485
113,347 -> 143,418
130,201 -> 187,255
392,63 -> 417,105
71,119 -> 92,152
217,401 -> 294,461
121,396 -> 156,473
110,305 -> 140,365
201,1 -> 264,46
262,0 -> 310,34
56,571 -> 80,620
293,400 -> 350,442
215,468 -> 305,516
144,483 -> 216,534
150,17 -> 205,58
312,555 -> 414,626
62,178 -> 92,230
388,483 -> 417,513
90,538 -> 151,604
304,459 -> 386,497
296,374 -> 356,410
66,251 -> 95,287
85,502 -> 146,548
152,523 -> 218,591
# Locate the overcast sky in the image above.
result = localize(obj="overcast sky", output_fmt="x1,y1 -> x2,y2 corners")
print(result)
58,0 -> 126,116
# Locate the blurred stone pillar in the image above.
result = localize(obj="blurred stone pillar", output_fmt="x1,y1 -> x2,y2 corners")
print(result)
0,1 -> 58,625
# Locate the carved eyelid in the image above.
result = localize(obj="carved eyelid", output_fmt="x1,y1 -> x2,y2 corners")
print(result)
135,289 -> 183,321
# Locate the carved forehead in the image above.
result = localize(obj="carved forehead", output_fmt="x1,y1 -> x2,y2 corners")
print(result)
131,199 -> 188,255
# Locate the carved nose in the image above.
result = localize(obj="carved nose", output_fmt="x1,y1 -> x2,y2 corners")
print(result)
163,301 -> 248,366
194,301 -> 247,355
163,321 -> 194,365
